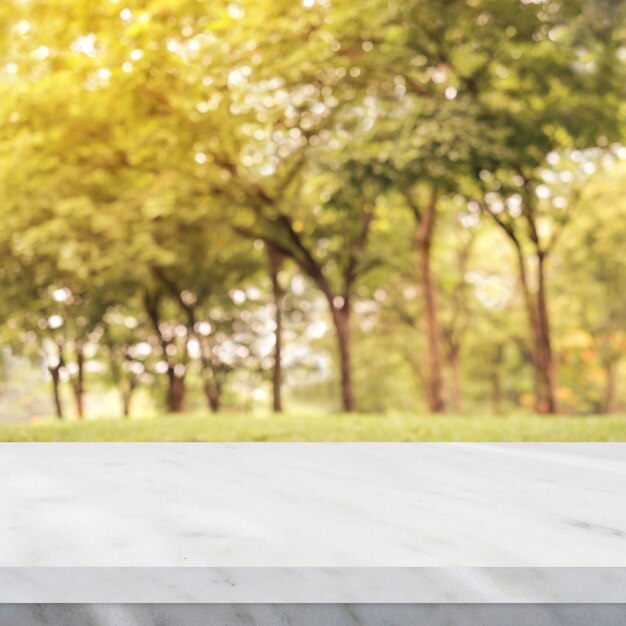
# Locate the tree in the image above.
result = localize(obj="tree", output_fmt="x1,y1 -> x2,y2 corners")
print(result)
147,196 -> 263,413
0,0 -> 624,421
238,160 -> 382,412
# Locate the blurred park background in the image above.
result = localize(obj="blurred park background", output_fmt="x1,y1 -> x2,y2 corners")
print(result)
0,0 -> 625,440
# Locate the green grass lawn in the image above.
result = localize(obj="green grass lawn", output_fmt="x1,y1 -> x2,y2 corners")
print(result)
1,412 -> 625,441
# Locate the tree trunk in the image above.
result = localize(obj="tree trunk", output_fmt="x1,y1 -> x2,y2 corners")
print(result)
330,303 -> 355,412
48,365 -> 63,419
104,336 -> 131,419
122,391 -> 132,418
512,245 -> 557,415
71,346 -> 85,419
199,355 -> 222,413
144,291 -> 188,414
118,374 -> 135,419
122,377 -> 137,418
167,369 -> 185,413
415,198 -> 446,414
204,381 -> 221,413
73,387 -> 84,419
449,347 -> 462,414
485,196 -> 559,415
534,254 -> 557,414
268,246 -> 285,412
604,360 -> 618,415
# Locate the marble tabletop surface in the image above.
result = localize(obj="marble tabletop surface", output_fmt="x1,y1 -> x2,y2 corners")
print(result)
1,442 -> 625,602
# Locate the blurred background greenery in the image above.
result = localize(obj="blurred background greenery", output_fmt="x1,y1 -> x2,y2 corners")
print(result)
0,0 -> 624,437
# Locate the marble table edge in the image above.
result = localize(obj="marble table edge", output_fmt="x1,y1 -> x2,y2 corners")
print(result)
2,567 -> 626,604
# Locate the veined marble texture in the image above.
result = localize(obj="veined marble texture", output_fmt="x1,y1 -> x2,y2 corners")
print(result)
1,443 -> 625,602
2,568 -> 626,603
2,604 -> 626,626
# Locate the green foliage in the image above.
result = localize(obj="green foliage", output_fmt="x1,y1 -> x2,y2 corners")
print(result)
0,0 -> 624,424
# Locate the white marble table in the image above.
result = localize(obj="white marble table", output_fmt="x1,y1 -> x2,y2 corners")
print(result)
1,443 -> 625,602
